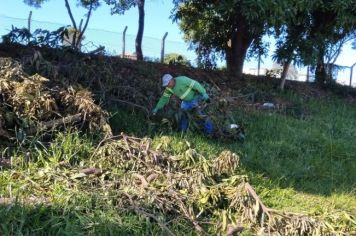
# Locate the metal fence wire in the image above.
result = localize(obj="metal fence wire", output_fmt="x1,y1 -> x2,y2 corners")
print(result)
0,14 -> 195,61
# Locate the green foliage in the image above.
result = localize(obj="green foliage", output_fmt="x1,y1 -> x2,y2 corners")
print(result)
164,53 -> 191,66
272,1 -> 311,66
80,0 -> 101,9
1,27 -> 32,45
2,26 -> 69,48
104,0 -> 138,15
173,0 -> 355,78
310,1 -> 355,83
24,0 -> 100,9
172,0 -> 293,75
274,0 -> 356,83
23,0 -> 101,51
310,1 -> 355,58
23,0 -> 49,8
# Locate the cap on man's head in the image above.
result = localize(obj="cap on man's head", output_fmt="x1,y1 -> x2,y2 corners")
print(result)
162,74 -> 173,87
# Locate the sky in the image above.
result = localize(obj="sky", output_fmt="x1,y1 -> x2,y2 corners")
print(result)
0,0 -> 191,56
0,0 -> 355,85
0,0 -> 181,38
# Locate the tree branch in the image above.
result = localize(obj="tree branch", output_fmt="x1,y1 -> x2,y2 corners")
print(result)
64,0 -> 78,47
77,1 -> 93,48
25,113 -> 83,135
64,0 -> 77,29
330,37 -> 352,65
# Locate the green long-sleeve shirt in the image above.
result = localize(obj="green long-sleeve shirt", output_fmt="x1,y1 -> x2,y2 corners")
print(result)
154,76 -> 207,111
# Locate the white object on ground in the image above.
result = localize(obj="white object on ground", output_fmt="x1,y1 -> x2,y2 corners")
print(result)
262,102 -> 275,109
230,124 -> 240,129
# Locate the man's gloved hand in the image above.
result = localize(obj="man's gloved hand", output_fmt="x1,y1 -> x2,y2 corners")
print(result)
202,93 -> 210,103
151,108 -> 158,116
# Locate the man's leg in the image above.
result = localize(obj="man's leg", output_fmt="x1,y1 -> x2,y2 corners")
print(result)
179,111 -> 189,131
196,110 -> 214,135
179,98 -> 199,131
203,118 -> 214,135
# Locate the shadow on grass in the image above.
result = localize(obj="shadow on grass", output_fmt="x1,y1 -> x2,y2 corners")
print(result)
108,101 -> 356,200
233,99 -> 356,198
0,202 -> 180,235
0,203 -> 124,235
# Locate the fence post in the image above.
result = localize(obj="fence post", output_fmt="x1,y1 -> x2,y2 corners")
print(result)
27,11 -> 32,44
257,53 -> 261,76
350,63 -> 356,87
122,26 -> 128,58
27,11 -> 32,33
161,32 -> 168,63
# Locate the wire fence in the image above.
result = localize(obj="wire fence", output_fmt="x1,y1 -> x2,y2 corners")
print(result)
0,14 -> 196,62
0,14 -> 355,87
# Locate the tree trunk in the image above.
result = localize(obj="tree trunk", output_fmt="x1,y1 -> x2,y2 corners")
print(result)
135,0 -> 145,61
226,19 -> 253,79
280,58 -> 292,90
315,47 -> 326,84
315,62 -> 326,84
326,63 -> 334,82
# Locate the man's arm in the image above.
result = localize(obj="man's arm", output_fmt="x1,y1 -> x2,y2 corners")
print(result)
192,80 -> 207,95
153,88 -> 173,113
192,80 -> 209,101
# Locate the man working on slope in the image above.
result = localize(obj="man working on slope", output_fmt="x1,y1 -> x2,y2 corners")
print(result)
152,74 -> 214,134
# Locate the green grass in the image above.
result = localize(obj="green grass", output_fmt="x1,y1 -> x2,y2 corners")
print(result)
108,93 -> 356,214
0,203 -> 183,235
1,91 -> 355,235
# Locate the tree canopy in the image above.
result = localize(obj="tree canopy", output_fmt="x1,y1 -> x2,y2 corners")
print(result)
172,0 -> 293,78
173,0 -> 356,82
303,0 -> 355,83
273,0 -> 356,84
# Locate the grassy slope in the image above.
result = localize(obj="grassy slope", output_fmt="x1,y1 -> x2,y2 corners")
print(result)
110,93 -> 356,214
0,44 -> 355,234
1,93 -> 355,235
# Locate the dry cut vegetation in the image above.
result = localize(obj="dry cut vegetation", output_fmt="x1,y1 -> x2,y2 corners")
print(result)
0,57 -> 111,140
